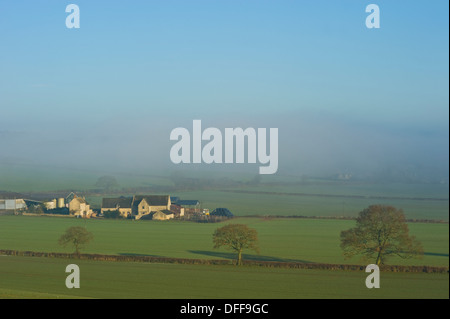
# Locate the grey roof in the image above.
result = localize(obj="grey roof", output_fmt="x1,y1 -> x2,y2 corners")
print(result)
66,192 -> 76,202
102,197 -> 133,209
0,191 -> 23,199
133,195 -> 170,207
211,208 -> 233,217
176,200 -> 200,206
102,195 -> 170,211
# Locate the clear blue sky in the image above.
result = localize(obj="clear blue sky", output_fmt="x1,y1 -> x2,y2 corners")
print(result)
0,1 -> 448,178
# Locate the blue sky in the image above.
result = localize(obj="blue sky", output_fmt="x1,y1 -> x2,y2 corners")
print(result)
0,1 -> 448,179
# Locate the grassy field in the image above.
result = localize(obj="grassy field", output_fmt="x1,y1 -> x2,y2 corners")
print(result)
168,189 -> 449,220
78,181 -> 450,221
0,256 -> 448,299
0,215 -> 448,267
0,213 -> 448,299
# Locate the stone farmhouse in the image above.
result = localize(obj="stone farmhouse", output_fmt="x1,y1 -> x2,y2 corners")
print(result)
69,196 -> 94,218
101,195 -> 174,220
42,193 -> 93,217
101,197 -> 133,217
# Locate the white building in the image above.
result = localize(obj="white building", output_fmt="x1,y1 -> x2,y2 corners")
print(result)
0,199 -> 27,210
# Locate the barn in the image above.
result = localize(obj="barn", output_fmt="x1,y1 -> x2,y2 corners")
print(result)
210,208 -> 233,218
0,199 -> 27,211
101,197 -> 133,217
152,210 -> 174,220
174,199 -> 201,214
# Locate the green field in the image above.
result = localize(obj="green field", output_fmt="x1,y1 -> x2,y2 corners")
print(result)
0,215 -> 448,267
0,214 -> 448,299
0,256 -> 448,299
168,189 -> 449,220
83,184 -> 449,221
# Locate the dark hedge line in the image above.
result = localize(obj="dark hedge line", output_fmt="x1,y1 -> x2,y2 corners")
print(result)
0,249 -> 448,273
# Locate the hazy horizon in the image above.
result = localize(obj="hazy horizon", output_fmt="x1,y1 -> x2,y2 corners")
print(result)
1,1 -> 448,185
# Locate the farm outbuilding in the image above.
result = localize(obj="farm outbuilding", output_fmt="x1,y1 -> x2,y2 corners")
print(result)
170,204 -> 185,217
101,197 -> 133,217
174,199 -> 201,214
44,199 -> 57,210
210,208 -> 233,218
152,210 -> 174,220
137,209 -> 174,220
0,199 -> 27,211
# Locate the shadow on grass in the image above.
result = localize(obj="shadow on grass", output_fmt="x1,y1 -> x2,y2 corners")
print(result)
187,250 -> 314,263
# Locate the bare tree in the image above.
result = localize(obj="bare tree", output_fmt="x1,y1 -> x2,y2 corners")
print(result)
213,224 -> 259,266
340,205 -> 423,265
59,226 -> 94,257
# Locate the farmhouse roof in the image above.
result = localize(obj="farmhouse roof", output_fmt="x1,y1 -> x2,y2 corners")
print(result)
102,197 -> 133,209
65,192 -> 76,202
133,195 -> 170,207
0,191 -> 24,199
211,208 -> 233,217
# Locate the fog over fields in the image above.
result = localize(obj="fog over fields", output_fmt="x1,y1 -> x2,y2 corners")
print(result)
0,1 -> 448,185
1,110 -> 448,185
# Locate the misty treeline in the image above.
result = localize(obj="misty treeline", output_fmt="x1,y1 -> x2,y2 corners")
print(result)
168,172 -> 261,191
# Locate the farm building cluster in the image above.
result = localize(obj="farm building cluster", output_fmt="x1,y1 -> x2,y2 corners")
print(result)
0,192 -> 232,221
0,192 -> 94,218
100,195 -> 203,220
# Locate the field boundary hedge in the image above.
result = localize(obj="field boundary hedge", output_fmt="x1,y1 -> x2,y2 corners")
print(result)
0,249 -> 448,273
244,215 -> 449,224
